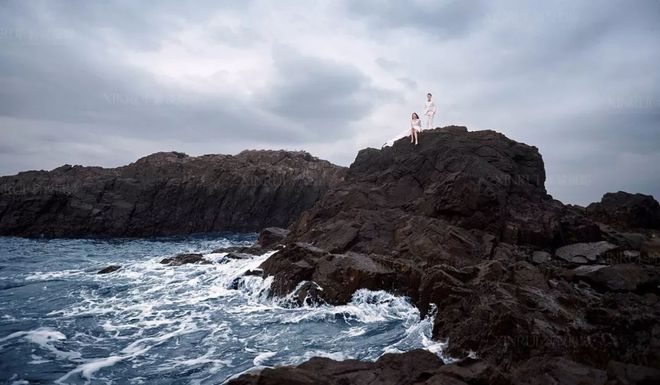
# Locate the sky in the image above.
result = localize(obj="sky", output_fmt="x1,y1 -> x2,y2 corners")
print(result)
0,0 -> 659,205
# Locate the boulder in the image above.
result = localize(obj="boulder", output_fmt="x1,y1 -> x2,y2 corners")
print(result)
97,265 -> 121,274
159,253 -> 210,266
258,227 -> 290,248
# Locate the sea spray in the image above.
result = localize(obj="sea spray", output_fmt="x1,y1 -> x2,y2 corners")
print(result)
0,235 -> 445,385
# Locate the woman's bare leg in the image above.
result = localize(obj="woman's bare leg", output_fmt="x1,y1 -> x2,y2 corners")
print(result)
410,128 -> 414,143
414,130 -> 419,145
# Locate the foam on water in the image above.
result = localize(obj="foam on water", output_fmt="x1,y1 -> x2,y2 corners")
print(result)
0,235 -> 447,384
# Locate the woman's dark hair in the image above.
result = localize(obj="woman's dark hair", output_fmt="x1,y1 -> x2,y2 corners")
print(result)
412,112 -> 419,119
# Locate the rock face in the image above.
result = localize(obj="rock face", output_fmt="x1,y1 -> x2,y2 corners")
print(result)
288,126 -> 599,258
587,191 -> 660,231
248,127 -> 660,382
0,150 -> 345,237
228,349 -> 507,385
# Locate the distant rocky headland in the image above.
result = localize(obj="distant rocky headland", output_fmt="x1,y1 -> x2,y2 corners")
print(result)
2,126 -> 659,384
0,150 -> 345,237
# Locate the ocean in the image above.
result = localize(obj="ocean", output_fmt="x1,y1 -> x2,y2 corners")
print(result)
0,234 -> 445,384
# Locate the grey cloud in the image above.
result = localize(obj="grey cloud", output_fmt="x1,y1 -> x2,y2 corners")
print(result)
345,0 -> 489,39
261,47 -> 395,140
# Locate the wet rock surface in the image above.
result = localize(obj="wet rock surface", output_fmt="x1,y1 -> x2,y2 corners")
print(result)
97,265 -> 121,274
0,151 -> 345,237
159,253 -> 210,266
243,127 -> 660,383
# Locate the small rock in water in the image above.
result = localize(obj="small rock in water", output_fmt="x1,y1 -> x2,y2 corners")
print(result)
244,269 -> 263,277
97,265 -> 121,274
160,253 -> 210,266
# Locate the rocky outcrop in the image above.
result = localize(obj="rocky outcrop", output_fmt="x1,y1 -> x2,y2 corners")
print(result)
97,265 -> 121,274
0,150 -> 345,238
587,191 -> 660,231
246,127 -> 660,382
228,349 -> 660,385
228,349 -> 507,385
160,253 -> 210,266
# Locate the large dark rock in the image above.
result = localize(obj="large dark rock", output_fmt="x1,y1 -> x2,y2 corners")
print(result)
287,127 -> 599,256
258,227 -> 290,248
0,150 -> 345,237
228,349 -> 507,385
97,265 -> 121,274
256,127 -> 660,380
587,191 -> 660,231
159,253 -> 210,266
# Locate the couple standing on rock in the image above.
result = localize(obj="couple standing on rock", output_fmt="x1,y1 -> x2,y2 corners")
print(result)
409,93 -> 437,145
381,92 -> 437,148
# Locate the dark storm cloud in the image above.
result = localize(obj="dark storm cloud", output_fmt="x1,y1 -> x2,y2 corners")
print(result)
0,1 -> 298,145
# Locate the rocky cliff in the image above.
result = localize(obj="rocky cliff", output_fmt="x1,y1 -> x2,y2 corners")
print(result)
232,127 -> 660,384
0,150 -> 345,237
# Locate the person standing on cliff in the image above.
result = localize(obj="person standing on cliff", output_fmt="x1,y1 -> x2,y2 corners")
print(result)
410,112 -> 421,145
423,93 -> 437,130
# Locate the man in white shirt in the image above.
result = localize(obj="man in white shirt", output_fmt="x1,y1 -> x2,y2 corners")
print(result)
423,93 -> 437,130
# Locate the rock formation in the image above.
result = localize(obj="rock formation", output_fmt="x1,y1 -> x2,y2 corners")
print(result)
233,127 -> 660,384
0,150 -> 345,237
586,191 -> 660,231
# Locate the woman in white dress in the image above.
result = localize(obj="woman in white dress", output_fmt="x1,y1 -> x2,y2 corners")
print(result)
410,112 -> 421,145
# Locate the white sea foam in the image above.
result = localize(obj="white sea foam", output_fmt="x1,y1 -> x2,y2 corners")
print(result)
0,327 -> 81,361
10,245 -> 448,383
253,351 -> 277,366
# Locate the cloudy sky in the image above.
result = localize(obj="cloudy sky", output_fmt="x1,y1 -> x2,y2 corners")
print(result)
1,0 -> 659,205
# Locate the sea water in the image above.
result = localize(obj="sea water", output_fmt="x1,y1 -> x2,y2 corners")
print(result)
0,234 -> 445,384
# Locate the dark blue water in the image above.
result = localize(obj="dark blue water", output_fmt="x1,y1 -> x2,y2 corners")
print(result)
0,234 -> 443,384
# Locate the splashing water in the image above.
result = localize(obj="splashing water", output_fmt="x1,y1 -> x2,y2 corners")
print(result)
0,234 -> 445,384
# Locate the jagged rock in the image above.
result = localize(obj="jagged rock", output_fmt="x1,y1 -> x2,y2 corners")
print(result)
0,150 -> 345,237
159,253 -> 210,266
258,227 -> 290,248
554,241 -> 618,264
260,243 -> 415,304
97,265 -> 121,274
586,191 -> 660,230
